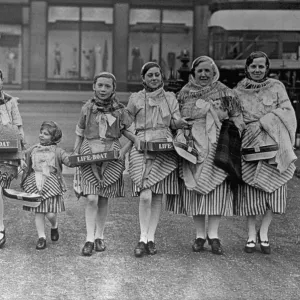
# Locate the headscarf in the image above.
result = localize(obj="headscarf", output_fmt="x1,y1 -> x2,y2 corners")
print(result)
93,72 -> 117,110
92,72 -> 123,138
245,51 -> 270,82
40,121 -> 62,145
190,56 -> 220,86
141,62 -> 164,92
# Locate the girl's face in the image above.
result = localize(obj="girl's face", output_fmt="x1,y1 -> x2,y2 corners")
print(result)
0,77 -> 3,91
93,77 -> 114,100
194,61 -> 214,87
247,57 -> 267,81
39,128 -> 52,145
143,67 -> 162,89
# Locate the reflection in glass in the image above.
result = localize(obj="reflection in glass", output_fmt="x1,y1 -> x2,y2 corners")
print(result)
81,8 -> 113,79
162,10 -> 193,80
48,7 -> 80,79
128,9 -> 193,82
128,9 -> 160,81
0,25 -> 22,84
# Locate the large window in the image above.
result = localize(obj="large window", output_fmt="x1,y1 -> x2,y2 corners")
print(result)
128,9 -> 193,82
211,30 -> 279,60
0,25 -> 22,85
47,6 -> 113,81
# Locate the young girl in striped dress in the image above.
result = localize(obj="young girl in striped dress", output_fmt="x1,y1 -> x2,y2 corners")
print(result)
73,72 -> 134,256
22,121 -> 72,250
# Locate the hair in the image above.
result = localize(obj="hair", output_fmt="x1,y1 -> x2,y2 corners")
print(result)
190,56 -> 220,83
93,72 -> 116,91
40,121 -> 62,144
245,51 -> 270,81
0,70 -> 3,80
140,62 -> 162,78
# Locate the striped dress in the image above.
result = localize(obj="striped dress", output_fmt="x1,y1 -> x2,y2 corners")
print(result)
127,88 -> 181,198
234,78 -> 297,216
22,145 -> 70,213
76,98 -> 132,198
166,81 -> 242,216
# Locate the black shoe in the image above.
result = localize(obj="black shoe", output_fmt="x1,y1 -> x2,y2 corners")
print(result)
134,241 -> 147,257
0,229 -> 6,249
257,230 -> 271,254
207,235 -> 223,255
36,237 -> 47,250
192,238 -> 206,252
147,241 -> 157,255
82,241 -> 94,256
51,228 -> 59,242
95,238 -> 106,252
244,239 -> 256,253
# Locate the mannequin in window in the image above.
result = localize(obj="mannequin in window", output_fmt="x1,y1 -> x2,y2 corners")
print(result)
131,47 -> 144,81
53,43 -> 62,77
167,52 -> 176,80
82,49 -> 93,79
72,47 -> 78,72
7,49 -> 17,84
94,44 -> 103,76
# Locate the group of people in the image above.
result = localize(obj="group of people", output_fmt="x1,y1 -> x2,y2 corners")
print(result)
0,51 -> 297,257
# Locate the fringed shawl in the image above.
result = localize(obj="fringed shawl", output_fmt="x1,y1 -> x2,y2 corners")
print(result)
178,80 -> 241,119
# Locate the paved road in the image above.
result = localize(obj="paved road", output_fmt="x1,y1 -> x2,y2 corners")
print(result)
0,101 -> 297,299
0,175 -> 300,300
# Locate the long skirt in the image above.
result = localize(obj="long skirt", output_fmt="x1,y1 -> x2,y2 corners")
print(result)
166,178 -> 233,216
234,183 -> 287,216
129,142 -> 179,197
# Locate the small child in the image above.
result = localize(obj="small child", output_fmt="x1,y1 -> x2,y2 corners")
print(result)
22,121 -> 72,250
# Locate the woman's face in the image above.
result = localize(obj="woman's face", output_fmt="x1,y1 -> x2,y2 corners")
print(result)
39,128 -> 52,145
247,57 -> 267,81
93,77 -> 114,100
143,67 -> 162,89
194,61 -> 214,87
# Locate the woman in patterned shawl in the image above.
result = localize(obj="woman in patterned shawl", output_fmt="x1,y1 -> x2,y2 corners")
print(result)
167,56 -> 244,255
234,51 -> 297,254
73,72 -> 134,256
126,62 -> 187,257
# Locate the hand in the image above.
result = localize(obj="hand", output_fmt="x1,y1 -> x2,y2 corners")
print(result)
118,147 -> 127,160
20,159 -> 27,170
175,131 -> 186,144
173,117 -> 190,129
134,137 -> 140,150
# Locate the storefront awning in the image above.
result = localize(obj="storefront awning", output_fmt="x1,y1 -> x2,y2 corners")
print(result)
209,10 -> 300,31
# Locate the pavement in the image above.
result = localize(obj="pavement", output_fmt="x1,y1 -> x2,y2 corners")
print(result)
7,90 -> 132,104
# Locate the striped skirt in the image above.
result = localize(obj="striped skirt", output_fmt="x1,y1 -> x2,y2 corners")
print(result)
0,162 -> 18,189
129,145 -> 179,196
234,183 -> 287,216
22,172 -> 65,213
79,139 -> 125,198
166,178 -> 233,216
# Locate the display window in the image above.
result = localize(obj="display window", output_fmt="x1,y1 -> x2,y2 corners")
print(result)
128,9 -> 160,81
128,8 -> 193,82
161,10 -> 193,80
0,25 -> 22,85
81,8 -> 113,79
47,6 -> 113,81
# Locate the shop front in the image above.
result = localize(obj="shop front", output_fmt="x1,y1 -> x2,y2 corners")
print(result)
0,0 -> 208,92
